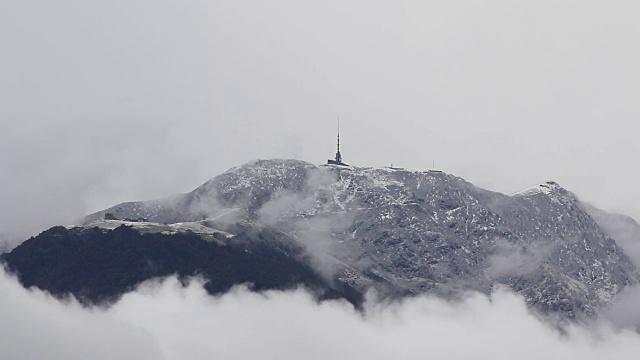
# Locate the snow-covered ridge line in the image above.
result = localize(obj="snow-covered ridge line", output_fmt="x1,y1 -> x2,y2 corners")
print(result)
512,181 -> 567,197
82,158 -> 640,319
69,220 -> 234,240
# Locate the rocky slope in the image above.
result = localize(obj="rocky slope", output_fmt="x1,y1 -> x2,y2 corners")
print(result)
78,159 -> 640,318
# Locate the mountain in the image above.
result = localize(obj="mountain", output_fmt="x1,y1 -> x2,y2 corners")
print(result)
4,159 -> 640,319
1,224 -> 362,306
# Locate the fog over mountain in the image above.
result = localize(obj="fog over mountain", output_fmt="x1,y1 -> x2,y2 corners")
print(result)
4,158 -> 640,356
3,268 -> 640,360
72,159 -> 640,320
4,0 -> 640,358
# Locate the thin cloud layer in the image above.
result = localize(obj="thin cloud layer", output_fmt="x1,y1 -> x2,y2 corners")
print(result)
486,239 -> 552,279
2,268 -> 640,359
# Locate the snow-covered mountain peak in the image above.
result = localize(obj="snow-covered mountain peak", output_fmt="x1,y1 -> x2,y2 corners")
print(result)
511,181 -> 577,207
514,180 -> 566,196
83,158 -> 640,319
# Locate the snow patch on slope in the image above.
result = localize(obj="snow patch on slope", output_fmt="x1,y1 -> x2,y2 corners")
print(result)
72,220 -> 234,239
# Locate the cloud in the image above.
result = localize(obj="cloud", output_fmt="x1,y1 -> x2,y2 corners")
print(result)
3,267 -> 640,359
0,268 -> 162,360
486,239 -> 551,279
581,203 -> 640,269
257,190 -> 317,225
256,167 -> 338,225
255,167 -> 352,280
604,285 -> 640,330
0,233 -> 25,254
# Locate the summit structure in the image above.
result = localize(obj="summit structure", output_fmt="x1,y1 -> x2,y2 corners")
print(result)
327,122 -> 348,166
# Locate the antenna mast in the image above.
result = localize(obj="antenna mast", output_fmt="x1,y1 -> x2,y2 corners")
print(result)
327,117 -> 347,166
335,117 -> 342,163
337,118 -> 340,153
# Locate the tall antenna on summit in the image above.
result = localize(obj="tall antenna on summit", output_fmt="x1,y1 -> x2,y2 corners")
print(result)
335,117 -> 342,164
337,118 -> 340,152
327,117 -> 347,166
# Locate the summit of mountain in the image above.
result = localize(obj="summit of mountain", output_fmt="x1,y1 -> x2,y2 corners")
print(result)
67,159 -> 640,318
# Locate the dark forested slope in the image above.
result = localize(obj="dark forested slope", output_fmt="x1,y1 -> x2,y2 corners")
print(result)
1,225 -> 362,306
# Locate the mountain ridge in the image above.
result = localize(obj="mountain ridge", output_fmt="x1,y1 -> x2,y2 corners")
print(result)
5,158 -> 639,320
77,159 -> 640,318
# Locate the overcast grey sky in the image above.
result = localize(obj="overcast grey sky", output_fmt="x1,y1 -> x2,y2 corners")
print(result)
2,0 -> 640,236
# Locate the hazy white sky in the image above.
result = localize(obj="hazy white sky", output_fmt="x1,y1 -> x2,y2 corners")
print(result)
2,0 -> 640,236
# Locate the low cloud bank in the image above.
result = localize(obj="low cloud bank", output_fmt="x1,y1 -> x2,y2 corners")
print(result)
2,269 -> 640,359
0,268 -> 161,360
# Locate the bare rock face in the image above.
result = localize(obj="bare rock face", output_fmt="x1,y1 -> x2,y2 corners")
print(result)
84,159 -> 640,319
